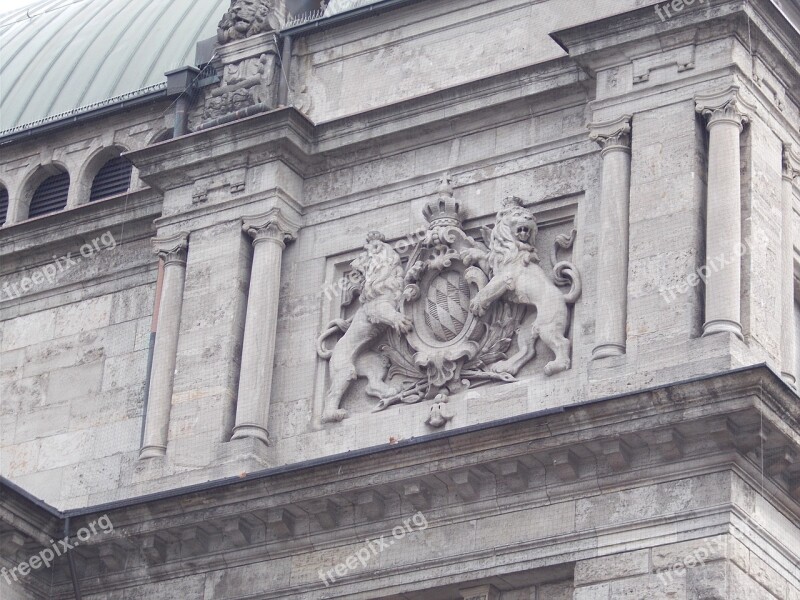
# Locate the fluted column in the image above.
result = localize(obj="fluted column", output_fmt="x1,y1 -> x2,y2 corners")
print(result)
589,115 -> 632,359
232,209 -> 299,444
695,88 -> 755,340
140,232 -> 189,459
781,145 -> 799,384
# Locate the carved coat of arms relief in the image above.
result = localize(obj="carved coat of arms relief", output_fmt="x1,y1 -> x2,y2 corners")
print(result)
316,177 -> 582,426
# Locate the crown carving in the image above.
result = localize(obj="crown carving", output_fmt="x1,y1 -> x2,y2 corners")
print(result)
423,174 -> 463,229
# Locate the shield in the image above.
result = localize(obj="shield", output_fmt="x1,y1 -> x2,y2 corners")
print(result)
423,270 -> 471,342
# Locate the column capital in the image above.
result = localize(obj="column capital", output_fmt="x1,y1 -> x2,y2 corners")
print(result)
459,585 -> 500,600
588,115 -> 632,155
242,208 -> 301,248
152,232 -> 189,266
783,144 -> 800,182
695,86 -> 756,131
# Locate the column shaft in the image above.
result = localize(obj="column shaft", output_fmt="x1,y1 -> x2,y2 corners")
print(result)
590,116 -> 632,360
695,89 -> 754,340
703,119 -> 744,338
781,146 -> 799,384
232,211 -> 298,444
140,233 -> 189,459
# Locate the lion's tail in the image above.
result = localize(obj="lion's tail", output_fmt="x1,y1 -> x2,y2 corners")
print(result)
553,261 -> 582,304
316,318 -> 353,359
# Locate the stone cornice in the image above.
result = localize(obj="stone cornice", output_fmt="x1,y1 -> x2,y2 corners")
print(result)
124,59 -> 588,195
0,187 -> 162,261
3,365 -> 799,596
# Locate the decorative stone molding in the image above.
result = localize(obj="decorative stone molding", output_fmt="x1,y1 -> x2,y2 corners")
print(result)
696,88 -> 755,131
316,181 -> 581,423
3,367 -> 800,597
140,232 -> 190,459
268,509 -> 296,539
695,87 -> 755,340
152,231 -> 188,266
589,115 -> 632,360
550,448 -> 580,481
451,469 -> 481,501
217,0 -> 283,44
357,490 -> 386,521
588,115 -> 632,155
242,211 -> 298,247
232,207 -> 300,445
783,144 -> 800,182
459,584 -> 500,600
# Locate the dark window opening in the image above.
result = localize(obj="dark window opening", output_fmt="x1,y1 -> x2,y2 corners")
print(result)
29,171 -> 69,218
0,188 -> 8,224
90,156 -> 133,202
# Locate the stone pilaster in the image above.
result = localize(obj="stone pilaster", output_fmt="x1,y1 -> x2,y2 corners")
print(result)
695,87 -> 755,340
589,115 -> 632,359
781,145 -> 799,384
231,209 -> 300,445
140,232 -> 190,459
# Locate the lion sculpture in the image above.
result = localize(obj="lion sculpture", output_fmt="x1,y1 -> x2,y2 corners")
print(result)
461,197 -> 581,376
316,232 -> 412,423
217,0 -> 281,44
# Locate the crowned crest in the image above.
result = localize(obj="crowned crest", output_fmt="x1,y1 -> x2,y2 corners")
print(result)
316,175 -> 582,425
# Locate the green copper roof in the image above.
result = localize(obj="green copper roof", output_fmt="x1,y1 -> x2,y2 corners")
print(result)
0,0 -> 229,132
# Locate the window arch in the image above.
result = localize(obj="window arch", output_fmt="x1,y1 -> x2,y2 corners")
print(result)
0,186 -> 8,225
29,168 -> 70,218
150,128 -> 174,144
90,155 -> 133,202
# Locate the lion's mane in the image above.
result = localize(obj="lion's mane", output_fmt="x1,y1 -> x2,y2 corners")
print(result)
486,200 -> 538,274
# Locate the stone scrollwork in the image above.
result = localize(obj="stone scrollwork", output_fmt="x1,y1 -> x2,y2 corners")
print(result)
217,0 -> 282,44
317,176 -> 582,424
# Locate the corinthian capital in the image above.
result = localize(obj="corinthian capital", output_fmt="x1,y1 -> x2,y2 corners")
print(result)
783,144 -> 800,182
242,208 -> 301,247
152,232 -> 189,266
695,86 -> 756,131
589,115 -> 632,155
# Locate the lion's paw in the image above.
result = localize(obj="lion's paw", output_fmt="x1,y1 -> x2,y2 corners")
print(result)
321,408 -> 348,423
489,360 -> 517,376
544,359 -> 570,376
394,315 -> 413,334
469,298 -> 487,317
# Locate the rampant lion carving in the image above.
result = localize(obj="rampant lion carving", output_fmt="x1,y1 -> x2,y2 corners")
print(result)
217,0 -> 281,44
461,197 -> 581,376
316,232 -> 412,423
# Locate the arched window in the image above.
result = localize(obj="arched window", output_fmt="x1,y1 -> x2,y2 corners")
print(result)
29,170 -> 69,218
0,187 -> 8,225
150,129 -> 174,144
90,156 -> 132,202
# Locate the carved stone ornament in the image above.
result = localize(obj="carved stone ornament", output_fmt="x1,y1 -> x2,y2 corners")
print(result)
202,53 -> 276,122
217,0 -> 281,44
316,176 -> 582,423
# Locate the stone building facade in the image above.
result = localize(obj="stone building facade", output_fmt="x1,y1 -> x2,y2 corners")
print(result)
1,0 -> 799,597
